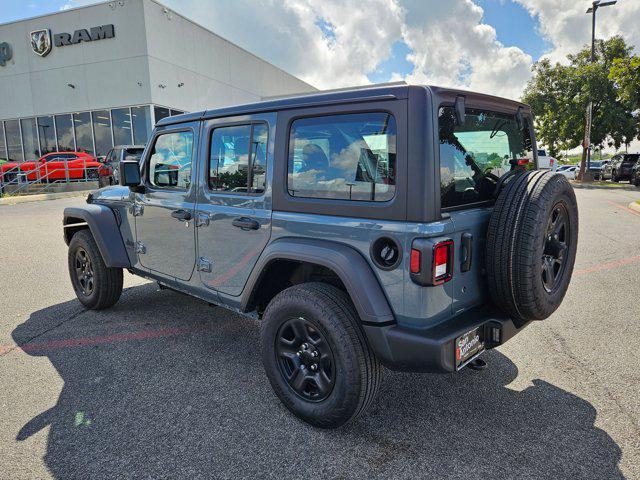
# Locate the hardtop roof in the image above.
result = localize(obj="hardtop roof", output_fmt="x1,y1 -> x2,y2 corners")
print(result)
157,84 -> 530,127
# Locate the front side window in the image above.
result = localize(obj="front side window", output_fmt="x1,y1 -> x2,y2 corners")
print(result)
439,107 -> 533,209
287,113 -> 397,202
148,131 -> 193,189
209,124 -> 268,194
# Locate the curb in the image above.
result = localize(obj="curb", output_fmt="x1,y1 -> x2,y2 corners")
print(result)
0,189 -> 92,206
629,202 -> 640,214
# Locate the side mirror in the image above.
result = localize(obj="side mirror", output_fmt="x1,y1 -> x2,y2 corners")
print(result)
120,160 -> 144,192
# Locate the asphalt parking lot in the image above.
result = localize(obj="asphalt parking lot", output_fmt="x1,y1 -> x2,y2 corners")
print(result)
1,184 -> 639,479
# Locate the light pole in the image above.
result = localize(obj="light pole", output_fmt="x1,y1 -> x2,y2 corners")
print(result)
582,0 -> 616,180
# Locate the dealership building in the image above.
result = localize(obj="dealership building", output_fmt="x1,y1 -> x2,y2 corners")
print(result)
0,0 -> 315,162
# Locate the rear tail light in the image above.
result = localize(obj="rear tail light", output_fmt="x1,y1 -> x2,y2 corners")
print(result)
433,240 -> 454,284
409,238 -> 454,286
517,158 -> 530,166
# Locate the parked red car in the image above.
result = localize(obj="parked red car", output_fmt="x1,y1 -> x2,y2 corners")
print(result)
0,152 -> 101,182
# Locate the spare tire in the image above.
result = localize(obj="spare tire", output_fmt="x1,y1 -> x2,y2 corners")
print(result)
486,170 -> 578,323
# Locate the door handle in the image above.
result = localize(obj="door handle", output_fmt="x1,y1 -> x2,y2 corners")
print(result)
171,209 -> 192,221
232,217 -> 260,230
461,232 -> 473,272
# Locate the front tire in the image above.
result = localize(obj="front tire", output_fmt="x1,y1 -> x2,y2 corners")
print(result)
260,282 -> 382,428
68,229 -> 123,309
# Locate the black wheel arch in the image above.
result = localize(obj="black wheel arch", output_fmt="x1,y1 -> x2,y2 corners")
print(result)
241,237 -> 395,326
63,205 -> 130,268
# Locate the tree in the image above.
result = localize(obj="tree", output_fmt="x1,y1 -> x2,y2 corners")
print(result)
522,36 -> 638,180
610,56 -> 640,110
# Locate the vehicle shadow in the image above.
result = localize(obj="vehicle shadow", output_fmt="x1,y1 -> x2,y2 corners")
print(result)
12,284 -> 623,479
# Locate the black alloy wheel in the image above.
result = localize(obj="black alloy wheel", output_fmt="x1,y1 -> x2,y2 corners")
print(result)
74,247 -> 95,296
542,203 -> 570,293
275,316 -> 335,402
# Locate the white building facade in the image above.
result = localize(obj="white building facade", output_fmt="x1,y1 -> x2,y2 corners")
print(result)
0,0 -> 315,161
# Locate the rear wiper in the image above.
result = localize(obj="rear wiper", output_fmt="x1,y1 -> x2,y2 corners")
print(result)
489,120 -> 507,139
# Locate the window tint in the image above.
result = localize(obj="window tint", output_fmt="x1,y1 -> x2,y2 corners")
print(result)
4,120 -> 23,162
287,113 -> 396,201
92,110 -> 112,157
209,124 -> 268,194
73,112 -> 94,155
112,108 -> 133,146
0,122 -> 6,161
21,118 -> 39,160
131,106 -> 152,145
37,116 -> 56,154
55,114 -> 74,152
148,131 -> 193,189
439,107 -> 533,210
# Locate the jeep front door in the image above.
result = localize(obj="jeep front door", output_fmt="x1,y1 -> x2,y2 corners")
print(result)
196,116 -> 273,297
135,127 -> 197,281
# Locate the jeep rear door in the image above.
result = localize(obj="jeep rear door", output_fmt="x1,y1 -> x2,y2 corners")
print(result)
195,113 -> 274,296
437,104 -> 536,315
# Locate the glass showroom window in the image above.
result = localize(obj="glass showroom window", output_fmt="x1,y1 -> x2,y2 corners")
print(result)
154,106 -> 170,124
131,106 -> 151,145
73,112 -> 94,155
112,108 -> 133,146
92,110 -> 112,157
21,118 -> 39,161
170,109 -> 185,116
0,122 -> 6,160
55,114 -> 75,152
5,120 -> 23,162
37,116 -> 56,154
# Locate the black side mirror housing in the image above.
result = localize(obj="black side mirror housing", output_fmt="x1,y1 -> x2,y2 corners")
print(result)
120,160 -> 144,192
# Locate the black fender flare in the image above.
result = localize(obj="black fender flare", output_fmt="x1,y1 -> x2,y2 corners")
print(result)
241,237 -> 395,325
63,205 -> 130,268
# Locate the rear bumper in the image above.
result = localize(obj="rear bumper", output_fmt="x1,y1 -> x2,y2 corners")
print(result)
363,306 -> 530,373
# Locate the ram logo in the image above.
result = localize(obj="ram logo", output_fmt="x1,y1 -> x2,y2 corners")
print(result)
30,29 -> 52,57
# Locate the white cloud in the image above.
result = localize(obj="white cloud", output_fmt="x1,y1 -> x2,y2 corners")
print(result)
399,0 -> 533,100
515,0 -> 640,63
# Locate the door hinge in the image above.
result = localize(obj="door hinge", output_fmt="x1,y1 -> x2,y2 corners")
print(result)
135,241 -> 146,254
195,212 -> 210,228
130,203 -> 144,217
197,257 -> 212,273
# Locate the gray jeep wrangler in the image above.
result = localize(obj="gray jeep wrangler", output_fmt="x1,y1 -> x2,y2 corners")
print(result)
63,84 -> 578,428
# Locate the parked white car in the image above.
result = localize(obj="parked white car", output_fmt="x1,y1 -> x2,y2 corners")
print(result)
537,149 -> 558,171
557,165 -> 578,180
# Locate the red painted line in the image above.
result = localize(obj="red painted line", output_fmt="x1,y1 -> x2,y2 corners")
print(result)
0,325 -> 207,357
574,255 -> 640,277
606,200 -> 640,217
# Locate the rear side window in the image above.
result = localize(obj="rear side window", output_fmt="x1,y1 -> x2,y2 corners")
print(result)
439,107 -> 533,210
287,112 -> 396,202
148,131 -> 193,189
209,124 -> 268,194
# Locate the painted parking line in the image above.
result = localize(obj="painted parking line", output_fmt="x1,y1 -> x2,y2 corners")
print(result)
0,325 -> 208,357
606,200 -> 640,217
573,255 -> 640,277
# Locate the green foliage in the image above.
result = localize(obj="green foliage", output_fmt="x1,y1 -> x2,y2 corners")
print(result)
522,36 -> 638,158
610,56 -> 640,109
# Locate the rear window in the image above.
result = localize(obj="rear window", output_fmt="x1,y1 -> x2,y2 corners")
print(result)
287,112 -> 396,202
438,107 -> 534,210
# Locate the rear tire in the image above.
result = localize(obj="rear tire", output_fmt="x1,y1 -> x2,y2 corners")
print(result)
486,171 -> 578,323
68,229 -> 123,309
260,282 -> 382,428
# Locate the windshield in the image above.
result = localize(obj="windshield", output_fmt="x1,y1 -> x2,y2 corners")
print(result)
622,154 -> 639,164
438,106 -> 534,209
